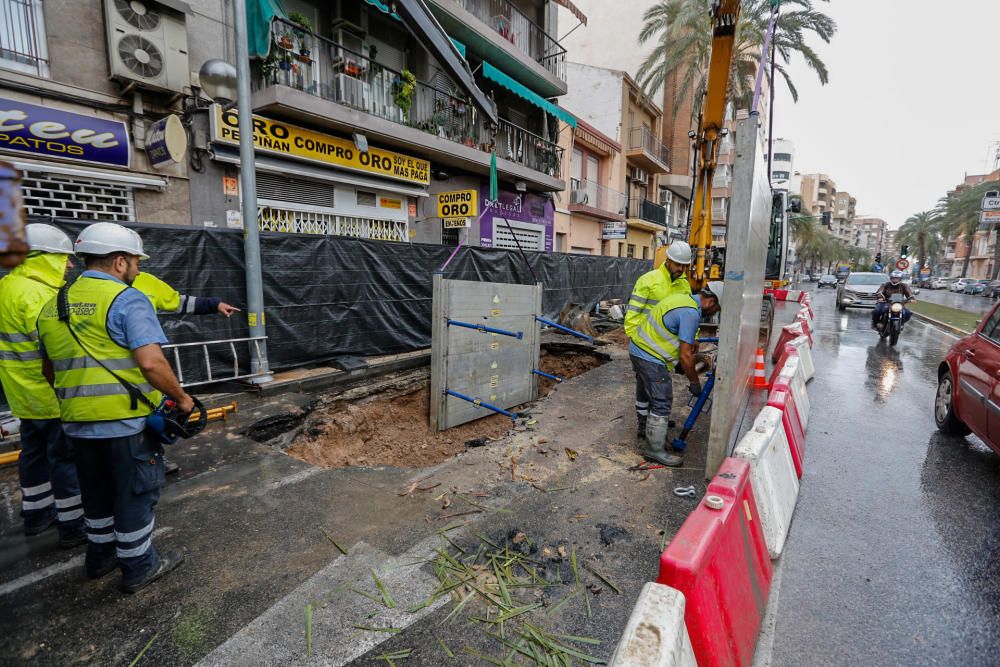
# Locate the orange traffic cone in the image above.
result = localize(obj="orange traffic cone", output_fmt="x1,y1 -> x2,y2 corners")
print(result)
753,347 -> 770,389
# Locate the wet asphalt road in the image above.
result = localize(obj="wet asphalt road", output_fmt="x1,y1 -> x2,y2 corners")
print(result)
760,290 -> 1000,666
916,287 -> 995,315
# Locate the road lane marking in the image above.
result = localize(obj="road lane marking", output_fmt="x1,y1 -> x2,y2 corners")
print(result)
0,527 -> 174,597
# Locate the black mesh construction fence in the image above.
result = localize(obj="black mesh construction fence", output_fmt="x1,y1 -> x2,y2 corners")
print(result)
21,217 -> 650,385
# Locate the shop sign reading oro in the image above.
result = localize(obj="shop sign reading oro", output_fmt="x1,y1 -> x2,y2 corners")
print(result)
210,105 -> 430,185
437,189 -> 478,218
0,97 -> 130,168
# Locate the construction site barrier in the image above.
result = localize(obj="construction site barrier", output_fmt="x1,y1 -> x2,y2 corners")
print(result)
658,457 -> 772,667
798,304 -> 814,323
794,312 -> 813,339
771,323 -> 810,363
778,357 -> 811,429
769,343 -> 796,387
767,383 -> 806,479
797,291 -> 809,303
800,301 -> 814,319
733,407 -> 800,559
609,582 -> 697,667
785,335 -> 816,382
784,290 -> 803,302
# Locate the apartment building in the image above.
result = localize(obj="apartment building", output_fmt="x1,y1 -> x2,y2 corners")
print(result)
833,190 -> 856,244
1,0 -> 574,251
882,228 -> 900,261
0,0 -> 229,226
853,217 -> 886,256
768,138 -> 794,192
940,166 -> 1000,278
561,63 -> 670,259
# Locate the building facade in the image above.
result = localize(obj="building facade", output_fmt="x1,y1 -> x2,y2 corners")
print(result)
561,63 -> 670,258
853,217 -> 886,256
1,0 -> 571,252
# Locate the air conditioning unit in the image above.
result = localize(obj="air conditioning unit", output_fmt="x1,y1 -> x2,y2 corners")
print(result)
332,74 -> 371,110
628,166 -> 648,184
333,0 -> 368,36
570,189 -> 589,205
105,0 -> 189,94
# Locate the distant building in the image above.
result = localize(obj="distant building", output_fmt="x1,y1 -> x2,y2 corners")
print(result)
768,139 -> 794,192
853,217 -> 887,256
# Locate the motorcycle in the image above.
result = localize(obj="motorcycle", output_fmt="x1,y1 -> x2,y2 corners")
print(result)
876,293 -> 909,346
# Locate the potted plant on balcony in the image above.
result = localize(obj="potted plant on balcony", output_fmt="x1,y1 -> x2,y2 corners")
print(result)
392,69 -> 416,120
288,12 -> 314,60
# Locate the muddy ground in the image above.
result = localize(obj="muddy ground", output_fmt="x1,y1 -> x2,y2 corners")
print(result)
286,344 -> 612,469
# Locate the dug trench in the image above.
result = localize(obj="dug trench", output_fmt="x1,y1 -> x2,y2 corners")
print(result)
242,341 -> 613,469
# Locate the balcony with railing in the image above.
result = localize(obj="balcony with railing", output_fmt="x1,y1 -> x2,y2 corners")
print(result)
569,178 -> 626,220
625,127 -> 669,174
428,0 -> 567,95
627,197 -> 667,228
253,19 -> 563,182
0,0 -> 48,77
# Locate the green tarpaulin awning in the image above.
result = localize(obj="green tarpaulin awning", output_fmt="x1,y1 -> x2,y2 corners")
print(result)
482,62 -> 576,128
246,0 -> 286,59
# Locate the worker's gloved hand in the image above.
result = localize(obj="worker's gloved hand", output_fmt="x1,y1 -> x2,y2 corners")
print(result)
688,382 -> 703,397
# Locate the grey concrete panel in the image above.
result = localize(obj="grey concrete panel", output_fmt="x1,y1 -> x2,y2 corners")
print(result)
706,115 -> 771,476
431,278 -> 542,430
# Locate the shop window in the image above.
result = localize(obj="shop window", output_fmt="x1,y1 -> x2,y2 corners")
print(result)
356,190 -> 377,206
627,244 -> 635,258
20,172 -> 134,221
257,173 -> 333,207
642,246 -> 648,260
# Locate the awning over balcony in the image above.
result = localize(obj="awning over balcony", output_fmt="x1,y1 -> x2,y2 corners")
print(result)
482,62 -> 576,128
247,0 -> 286,58
551,0 -> 588,25
391,0 -> 498,124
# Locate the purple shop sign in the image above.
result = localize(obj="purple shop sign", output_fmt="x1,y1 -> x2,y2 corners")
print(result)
479,186 -> 554,252
0,98 -> 130,169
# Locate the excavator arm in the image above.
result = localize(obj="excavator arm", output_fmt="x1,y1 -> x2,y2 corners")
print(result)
688,0 -> 741,290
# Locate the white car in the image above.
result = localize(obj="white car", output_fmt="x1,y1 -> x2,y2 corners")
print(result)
929,277 -> 952,290
951,278 -> 973,293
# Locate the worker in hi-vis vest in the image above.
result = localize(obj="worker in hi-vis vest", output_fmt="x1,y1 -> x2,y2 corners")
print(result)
130,272 -> 238,477
37,222 -> 192,593
0,224 -> 86,546
624,241 -> 693,442
629,281 -> 723,466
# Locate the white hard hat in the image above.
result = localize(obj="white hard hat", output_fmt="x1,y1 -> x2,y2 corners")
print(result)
703,280 -> 724,303
25,223 -> 73,254
74,222 -> 149,259
666,241 -> 693,264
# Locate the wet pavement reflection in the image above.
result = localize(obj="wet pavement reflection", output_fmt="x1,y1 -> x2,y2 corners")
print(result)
918,287 -> 995,315
766,289 -> 1000,666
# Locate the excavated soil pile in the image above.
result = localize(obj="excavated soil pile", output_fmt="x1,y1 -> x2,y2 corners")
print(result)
286,350 -> 609,469
598,327 -> 629,347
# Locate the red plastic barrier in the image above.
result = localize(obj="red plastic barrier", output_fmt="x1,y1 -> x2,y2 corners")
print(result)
658,458 -> 773,667
763,288 -> 776,298
797,291 -> 809,303
770,289 -> 788,301
771,323 -> 811,362
770,344 -> 797,387
794,313 -> 812,338
767,384 -> 806,479
784,290 -> 803,302
801,302 -> 814,319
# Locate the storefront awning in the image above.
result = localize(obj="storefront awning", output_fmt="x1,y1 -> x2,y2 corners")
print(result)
482,62 -> 576,128
552,0 -> 587,25
362,0 -> 401,20
211,148 -> 429,198
7,157 -> 167,189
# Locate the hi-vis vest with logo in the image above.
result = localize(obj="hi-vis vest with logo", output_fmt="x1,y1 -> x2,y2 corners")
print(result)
36,277 -> 162,423
624,267 -> 691,341
632,292 -> 699,365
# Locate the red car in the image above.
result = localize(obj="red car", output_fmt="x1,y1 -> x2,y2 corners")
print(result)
936,303 -> 1000,453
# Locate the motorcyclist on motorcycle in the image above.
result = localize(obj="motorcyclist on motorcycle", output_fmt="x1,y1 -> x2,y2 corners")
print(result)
872,270 -> 915,329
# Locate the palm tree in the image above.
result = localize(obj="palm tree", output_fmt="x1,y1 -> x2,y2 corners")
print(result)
896,211 -> 942,273
637,0 -> 836,118
937,181 -> 1000,277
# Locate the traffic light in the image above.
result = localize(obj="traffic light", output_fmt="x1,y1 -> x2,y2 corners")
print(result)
901,245 -> 909,259
875,252 -> 882,264
821,211 -> 831,225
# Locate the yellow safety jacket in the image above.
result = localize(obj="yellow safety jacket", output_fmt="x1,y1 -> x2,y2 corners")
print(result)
0,253 -> 68,419
132,272 -> 181,313
624,266 -> 691,341
632,292 -> 699,365
36,276 -> 162,423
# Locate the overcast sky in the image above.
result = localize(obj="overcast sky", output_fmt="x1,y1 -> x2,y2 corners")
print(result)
772,0 -> 1000,229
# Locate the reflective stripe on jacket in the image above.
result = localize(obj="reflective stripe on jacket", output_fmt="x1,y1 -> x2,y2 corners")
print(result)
632,292 -> 699,365
36,276 -> 162,422
624,266 -> 691,341
0,253 -> 68,419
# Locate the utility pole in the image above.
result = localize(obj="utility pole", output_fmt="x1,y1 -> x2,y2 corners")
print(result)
233,0 -> 271,381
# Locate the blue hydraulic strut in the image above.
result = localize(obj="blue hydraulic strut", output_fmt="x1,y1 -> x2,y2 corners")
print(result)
445,390 -> 519,420
534,316 -> 595,344
532,369 -> 562,382
447,319 -> 523,339
671,371 -> 715,452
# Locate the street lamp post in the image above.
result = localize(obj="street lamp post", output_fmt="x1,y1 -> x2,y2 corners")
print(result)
198,18 -> 271,382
